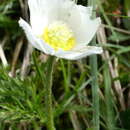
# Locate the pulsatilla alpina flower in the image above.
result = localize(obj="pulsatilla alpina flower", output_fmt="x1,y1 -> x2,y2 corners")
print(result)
19,0 -> 103,60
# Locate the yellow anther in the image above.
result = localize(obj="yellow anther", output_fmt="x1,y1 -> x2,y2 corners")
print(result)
40,22 -> 76,51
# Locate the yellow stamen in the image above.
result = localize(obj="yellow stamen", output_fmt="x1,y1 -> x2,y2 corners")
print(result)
40,22 -> 76,51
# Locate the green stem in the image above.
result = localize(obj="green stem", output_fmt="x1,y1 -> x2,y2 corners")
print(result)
88,0 -> 100,130
90,54 -> 99,130
104,63 -> 115,130
60,59 -> 69,93
45,56 -> 56,130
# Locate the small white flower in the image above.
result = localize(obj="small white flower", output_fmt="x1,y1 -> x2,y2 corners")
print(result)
19,0 -> 103,60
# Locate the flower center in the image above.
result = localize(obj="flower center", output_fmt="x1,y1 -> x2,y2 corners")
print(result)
40,22 -> 76,51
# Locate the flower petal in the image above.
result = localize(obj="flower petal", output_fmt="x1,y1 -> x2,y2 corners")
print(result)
77,6 -> 93,18
65,6 -> 92,27
64,4 -> 101,45
75,5 -> 101,45
18,18 -> 54,55
58,0 -> 75,21
28,0 -> 60,35
55,45 -> 103,60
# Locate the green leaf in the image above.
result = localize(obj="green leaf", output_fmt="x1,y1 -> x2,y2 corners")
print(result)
108,32 -> 130,42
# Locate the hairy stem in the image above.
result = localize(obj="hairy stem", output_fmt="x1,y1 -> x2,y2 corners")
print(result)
45,56 -> 56,130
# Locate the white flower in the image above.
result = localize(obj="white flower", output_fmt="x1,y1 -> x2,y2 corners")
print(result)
19,0 -> 103,60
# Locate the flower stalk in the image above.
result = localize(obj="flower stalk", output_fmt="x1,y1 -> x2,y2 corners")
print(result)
88,0 -> 100,130
45,56 -> 56,130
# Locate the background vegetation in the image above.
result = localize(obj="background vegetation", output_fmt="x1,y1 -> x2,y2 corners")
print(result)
0,0 -> 130,129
